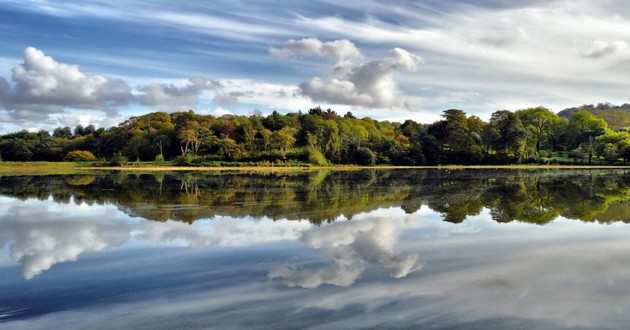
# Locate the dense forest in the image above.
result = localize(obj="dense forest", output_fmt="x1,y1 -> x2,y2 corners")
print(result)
2,104 -> 630,165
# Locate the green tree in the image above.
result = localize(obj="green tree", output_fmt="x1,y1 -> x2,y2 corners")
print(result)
486,110 -> 529,160
516,106 -> 564,155
439,109 -> 483,164
565,110 -> 608,150
603,143 -> 619,163
217,137 -> 245,160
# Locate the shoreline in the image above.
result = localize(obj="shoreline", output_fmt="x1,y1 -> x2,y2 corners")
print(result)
2,162 -> 630,173
90,164 -> 630,171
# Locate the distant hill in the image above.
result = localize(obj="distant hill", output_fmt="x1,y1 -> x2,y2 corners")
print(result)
558,103 -> 630,130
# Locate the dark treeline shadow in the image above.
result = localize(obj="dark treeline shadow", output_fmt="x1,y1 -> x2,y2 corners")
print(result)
2,169 -> 630,225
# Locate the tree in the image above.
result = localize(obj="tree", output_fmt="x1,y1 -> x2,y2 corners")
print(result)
486,110 -> 529,160
216,137 -> 245,160
153,134 -> 171,160
353,147 -> 376,165
565,110 -> 608,150
177,121 -> 213,156
516,107 -> 564,155
271,127 -> 297,157
602,143 -> 619,163
53,127 -> 73,139
439,109 -> 483,164
256,129 -> 273,152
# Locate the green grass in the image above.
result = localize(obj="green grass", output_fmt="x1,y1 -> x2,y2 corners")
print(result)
0,161 -> 94,175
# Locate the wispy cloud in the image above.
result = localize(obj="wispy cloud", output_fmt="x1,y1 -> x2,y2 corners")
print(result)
5,1 -> 630,127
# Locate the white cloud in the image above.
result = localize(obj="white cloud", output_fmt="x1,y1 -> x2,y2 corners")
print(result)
269,216 -> 422,288
270,38 -> 363,63
298,47 -> 423,108
137,76 -> 221,111
293,1 -> 630,113
0,47 -> 133,118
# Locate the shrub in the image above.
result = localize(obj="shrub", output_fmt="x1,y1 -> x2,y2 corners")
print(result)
108,152 -> 128,166
64,150 -> 97,162
307,147 -> 328,166
175,154 -> 194,166
154,154 -> 165,162
353,147 -> 376,166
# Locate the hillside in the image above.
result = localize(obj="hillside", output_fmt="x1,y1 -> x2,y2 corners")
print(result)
559,103 -> 630,130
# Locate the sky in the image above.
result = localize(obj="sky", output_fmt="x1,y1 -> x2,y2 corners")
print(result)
2,0 -> 630,133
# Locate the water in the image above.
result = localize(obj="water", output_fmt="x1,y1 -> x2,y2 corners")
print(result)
1,169 -> 630,329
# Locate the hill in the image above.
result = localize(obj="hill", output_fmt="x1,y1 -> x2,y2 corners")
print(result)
559,103 -> 630,130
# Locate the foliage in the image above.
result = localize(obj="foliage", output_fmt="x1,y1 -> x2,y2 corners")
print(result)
307,147 -> 328,166
4,170 -> 630,226
353,147 -> 376,166
108,152 -> 128,166
63,150 -> 97,162
5,105 -> 630,166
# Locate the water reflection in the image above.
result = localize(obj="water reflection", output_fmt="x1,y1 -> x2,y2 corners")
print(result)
269,216 -> 422,288
5,170 -> 630,328
0,198 -> 130,279
0,197 -> 312,279
2,169 -> 630,225
1,195 -> 419,283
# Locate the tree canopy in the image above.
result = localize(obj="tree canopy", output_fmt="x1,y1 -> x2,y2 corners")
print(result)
2,105 -> 630,165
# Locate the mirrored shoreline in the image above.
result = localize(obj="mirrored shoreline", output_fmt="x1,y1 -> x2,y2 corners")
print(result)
2,168 -> 630,224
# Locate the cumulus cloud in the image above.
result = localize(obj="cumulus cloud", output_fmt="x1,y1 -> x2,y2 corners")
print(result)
0,47 -> 133,119
299,47 -> 423,108
269,217 -> 422,288
270,38 -> 363,63
137,76 -> 222,111
583,40 -> 629,58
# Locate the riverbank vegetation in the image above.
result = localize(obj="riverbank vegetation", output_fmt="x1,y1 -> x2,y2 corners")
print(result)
3,104 -> 630,166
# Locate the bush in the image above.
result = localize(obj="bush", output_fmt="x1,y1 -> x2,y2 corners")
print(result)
175,154 -> 195,166
64,150 -> 97,162
353,147 -> 376,166
154,154 -> 165,162
108,152 -> 128,166
307,147 -> 328,166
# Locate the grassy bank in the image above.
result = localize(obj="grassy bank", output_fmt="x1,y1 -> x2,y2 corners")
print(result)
2,161 -> 630,175
0,161 -> 94,175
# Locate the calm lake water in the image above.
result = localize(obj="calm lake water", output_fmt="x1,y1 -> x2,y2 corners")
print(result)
2,169 -> 630,329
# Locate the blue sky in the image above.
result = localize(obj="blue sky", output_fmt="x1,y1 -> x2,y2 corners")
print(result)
2,0 -> 630,132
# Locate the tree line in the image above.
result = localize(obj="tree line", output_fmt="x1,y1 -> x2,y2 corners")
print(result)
1,105 -> 629,165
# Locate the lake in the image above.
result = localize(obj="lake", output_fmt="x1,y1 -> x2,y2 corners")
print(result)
2,169 -> 630,329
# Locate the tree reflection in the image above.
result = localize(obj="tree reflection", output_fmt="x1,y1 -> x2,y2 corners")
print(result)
2,169 -> 630,225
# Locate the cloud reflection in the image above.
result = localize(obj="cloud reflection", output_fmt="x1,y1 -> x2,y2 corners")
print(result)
0,201 -> 131,279
269,216 -> 423,288
0,197 -> 311,279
